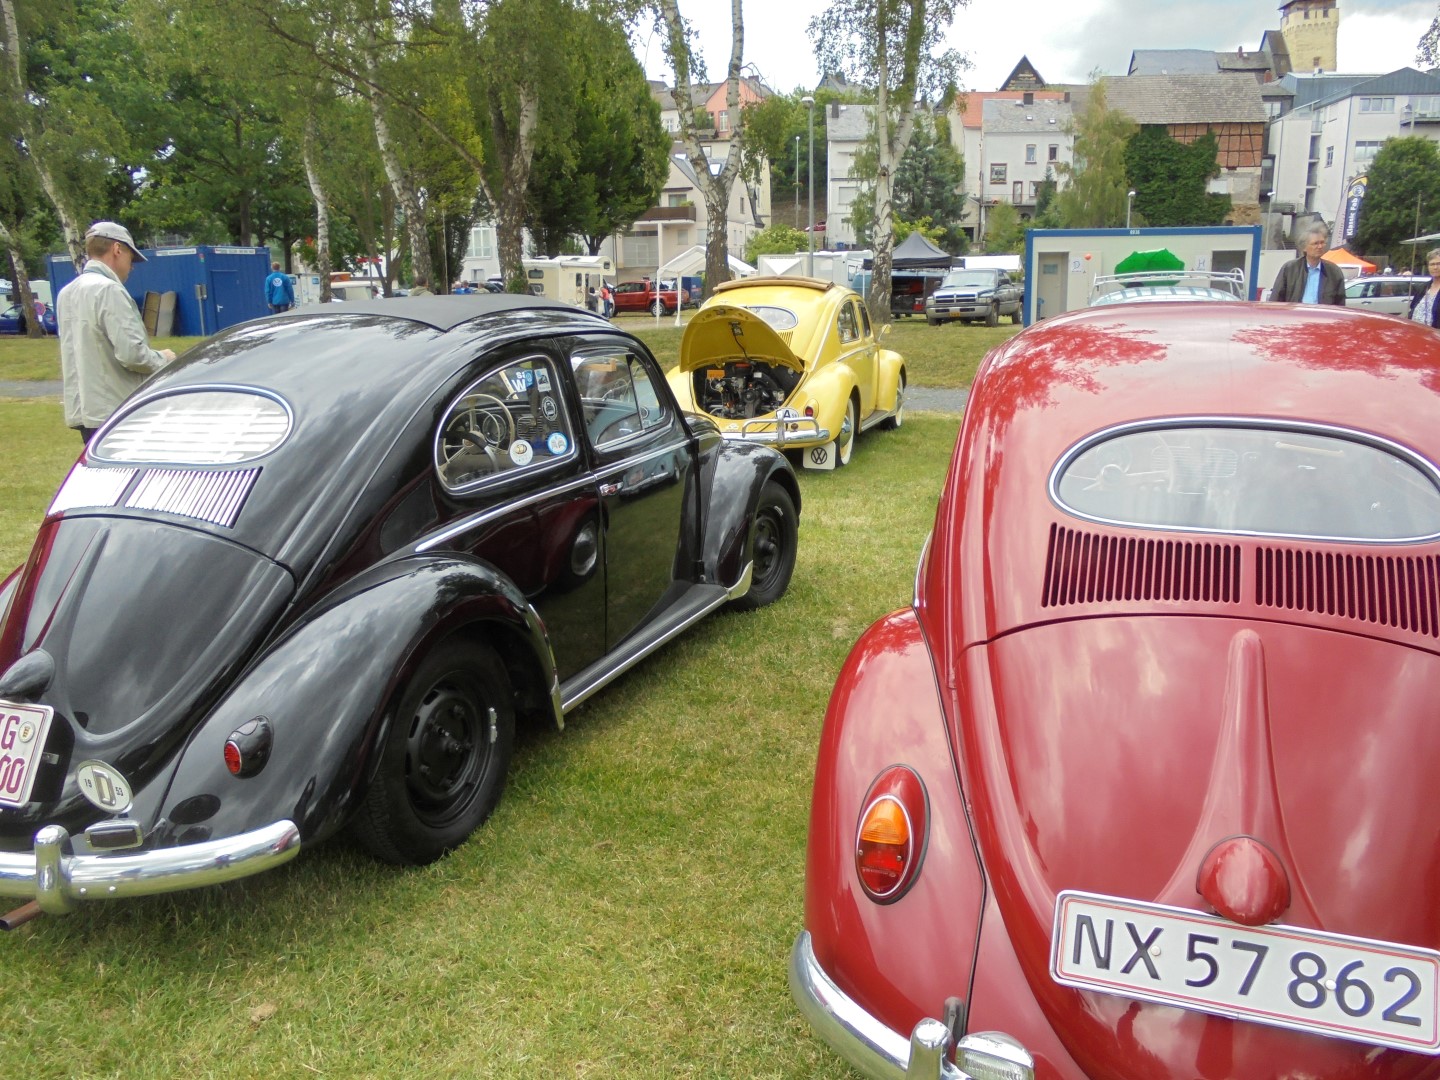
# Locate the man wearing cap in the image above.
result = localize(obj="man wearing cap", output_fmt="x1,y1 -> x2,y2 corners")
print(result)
57,221 -> 176,443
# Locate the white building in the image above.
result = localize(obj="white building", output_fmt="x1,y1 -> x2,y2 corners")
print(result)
822,101 -> 871,249
976,97 -> 1074,225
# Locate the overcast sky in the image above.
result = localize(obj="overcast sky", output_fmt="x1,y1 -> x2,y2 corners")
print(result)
632,0 -> 1438,93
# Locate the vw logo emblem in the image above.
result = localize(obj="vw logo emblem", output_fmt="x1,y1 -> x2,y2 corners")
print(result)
76,760 -> 134,814
809,447 -> 829,465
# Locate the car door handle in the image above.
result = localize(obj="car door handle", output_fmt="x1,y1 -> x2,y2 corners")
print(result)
599,481 -> 622,496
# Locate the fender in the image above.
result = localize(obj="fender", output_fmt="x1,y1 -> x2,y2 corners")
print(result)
699,442 -> 800,590
876,349 -> 906,412
804,608 -> 985,1036
799,364 -> 859,438
146,554 -> 559,849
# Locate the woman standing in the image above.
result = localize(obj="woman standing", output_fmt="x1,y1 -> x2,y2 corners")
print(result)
1408,248 -> 1440,327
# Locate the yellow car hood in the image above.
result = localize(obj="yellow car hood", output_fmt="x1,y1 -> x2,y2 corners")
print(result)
678,305 -> 806,374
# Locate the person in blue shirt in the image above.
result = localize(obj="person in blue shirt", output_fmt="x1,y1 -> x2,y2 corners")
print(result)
1269,224 -> 1346,305
265,262 -> 296,312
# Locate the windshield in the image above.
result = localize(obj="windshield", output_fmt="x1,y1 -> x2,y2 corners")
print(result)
940,270 -> 998,288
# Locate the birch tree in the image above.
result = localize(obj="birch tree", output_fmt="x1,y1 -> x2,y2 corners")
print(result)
811,0 -> 965,322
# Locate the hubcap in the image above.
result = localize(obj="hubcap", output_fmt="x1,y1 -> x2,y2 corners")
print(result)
406,681 -> 486,821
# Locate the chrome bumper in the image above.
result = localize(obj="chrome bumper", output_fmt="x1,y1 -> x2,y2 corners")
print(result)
0,820 -> 302,914
722,416 -> 829,447
790,930 -> 966,1080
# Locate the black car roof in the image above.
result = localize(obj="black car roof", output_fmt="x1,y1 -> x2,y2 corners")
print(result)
281,293 -> 610,333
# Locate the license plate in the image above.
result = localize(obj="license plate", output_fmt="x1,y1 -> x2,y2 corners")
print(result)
1051,890 -> 1440,1054
0,700 -> 55,808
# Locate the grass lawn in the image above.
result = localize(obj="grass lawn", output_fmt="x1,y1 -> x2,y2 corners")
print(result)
0,389 -> 966,1077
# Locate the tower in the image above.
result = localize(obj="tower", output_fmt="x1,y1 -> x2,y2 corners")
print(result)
1279,0 -> 1339,73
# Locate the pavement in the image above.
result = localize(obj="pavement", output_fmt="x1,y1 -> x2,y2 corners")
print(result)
3,380 -> 969,412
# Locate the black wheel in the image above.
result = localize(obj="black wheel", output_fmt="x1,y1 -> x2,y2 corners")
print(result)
353,640 -> 515,865
985,303 -> 999,327
1010,307 -> 1022,325
650,298 -> 665,316
730,481 -> 798,611
927,317 -> 941,327
836,396 -> 858,466
880,373 -> 906,430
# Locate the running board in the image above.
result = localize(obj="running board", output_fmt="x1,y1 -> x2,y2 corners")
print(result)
859,408 -> 895,433
559,565 -> 751,713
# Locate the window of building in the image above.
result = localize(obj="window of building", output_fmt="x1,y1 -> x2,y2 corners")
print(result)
1048,144 -> 1059,161
622,231 -> 658,266
1025,144 -> 1036,163
1013,181 -> 1024,202
466,227 -> 494,260
1359,97 -> 1395,113
666,193 -> 688,207
990,163 -> 1007,184
717,110 -> 729,131
1029,181 -> 1041,198
1325,145 -> 1333,167
1414,96 -> 1440,117
1353,141 -> 1383,164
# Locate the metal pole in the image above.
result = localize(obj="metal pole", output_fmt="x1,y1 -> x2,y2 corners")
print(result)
1126,190 -> 1135,230
804,96 -> 815,277
1412,193 -> 1423,275
794,135 -> 800,224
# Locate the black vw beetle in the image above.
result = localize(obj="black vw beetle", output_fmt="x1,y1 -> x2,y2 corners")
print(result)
0,294 -> 799,924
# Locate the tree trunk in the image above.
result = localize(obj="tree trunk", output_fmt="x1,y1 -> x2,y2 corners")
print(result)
0,0 -> 85,270
489,86 -> 540,290
302,106 -> 333,304
2,229 -> 43,339
364,50 -> 432,288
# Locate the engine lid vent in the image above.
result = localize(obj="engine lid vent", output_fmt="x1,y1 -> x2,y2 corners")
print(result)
1042,524 -> 1242,608
1255,547 -> 1440,637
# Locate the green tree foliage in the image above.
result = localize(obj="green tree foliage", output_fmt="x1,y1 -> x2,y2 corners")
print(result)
983,201 -> 1024,253
744,223 -> 808,264
526,10 -> 669,257
1123,127 -> 1229,227
1351,136 -> 1440,268
1053,77 -> 1136,228
891,111 -> 966,251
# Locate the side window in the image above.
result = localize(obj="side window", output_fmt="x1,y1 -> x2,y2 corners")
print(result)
857,302 -> 873,339
838,301 -> 859,344
573,350 -> 672,449
435,354 -> 575,492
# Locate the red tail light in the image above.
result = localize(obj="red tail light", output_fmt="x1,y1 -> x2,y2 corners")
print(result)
223,716 -> 274,777
855,765 -> 929,903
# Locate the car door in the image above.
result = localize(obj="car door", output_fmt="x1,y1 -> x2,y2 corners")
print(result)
570,344 -> 694,650
431,349 -> 606,680
997,274 -> 1020,314
837,297 -> 878,418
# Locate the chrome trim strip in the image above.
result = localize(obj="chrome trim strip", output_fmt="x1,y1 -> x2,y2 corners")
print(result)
48,465 -> 138,515
593,440 -> 686,481
1049,416 -> 1440,545
0,820 -> 303,913
416,474 -> 598,553
560,567 -> 749,713
789,931 -> 967,1080
126,467 -> 260,528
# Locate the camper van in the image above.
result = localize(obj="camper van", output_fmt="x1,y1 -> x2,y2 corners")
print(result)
521,255 -> 614,310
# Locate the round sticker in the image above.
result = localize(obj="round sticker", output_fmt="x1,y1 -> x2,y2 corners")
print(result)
509,440 -> 534,466
547,431 -> 569,455
541,396 -> 558,421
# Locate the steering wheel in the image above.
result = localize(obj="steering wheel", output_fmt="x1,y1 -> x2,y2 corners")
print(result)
453,392 -> 516,448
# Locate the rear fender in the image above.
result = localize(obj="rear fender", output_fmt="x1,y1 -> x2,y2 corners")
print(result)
877,351 -> 906,411
799,365 -> 858,434
148,556 -> 559,848
700,443 -> 799,590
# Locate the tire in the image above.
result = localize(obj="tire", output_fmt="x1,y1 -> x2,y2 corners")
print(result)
836,396 -> 858,466
650,299 -> 665,316
353,639 -> 515,866
927,317 -> 941,326
880,373 -> 906,430
985,303 -> 999,327
729,481 -> 798,611
1010,307 -> 1022,325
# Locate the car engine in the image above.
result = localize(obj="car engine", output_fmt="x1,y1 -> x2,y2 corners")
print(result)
693,361 -> 799,420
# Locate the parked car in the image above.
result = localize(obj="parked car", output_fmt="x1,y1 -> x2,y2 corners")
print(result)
612,278 -> 687,316
0,299 -> 58,336
1344,274 -> 1428,316
924,267 -> 1023,326
0,293 -> 799,924
891,270 -> 946,319
793,301 -> 1440,1078
666,276 -> 906,471
1090,268 -> 1248,306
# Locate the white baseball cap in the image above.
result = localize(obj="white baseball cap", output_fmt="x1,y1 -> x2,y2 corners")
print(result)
85,221 -> 148,262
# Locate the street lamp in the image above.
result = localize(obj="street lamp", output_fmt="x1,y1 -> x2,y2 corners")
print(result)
794,134 -> 800,223
1126,189 -> 1136,230
803,95 -> 815,276
1264,190 -> 1275,250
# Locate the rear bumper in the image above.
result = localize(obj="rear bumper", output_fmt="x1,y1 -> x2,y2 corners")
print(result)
790,930 -> 966,1080
0,820 -> 302,913
721,416 -> 830,448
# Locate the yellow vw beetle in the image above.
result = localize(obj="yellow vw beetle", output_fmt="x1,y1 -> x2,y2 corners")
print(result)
666,277 -> 907,470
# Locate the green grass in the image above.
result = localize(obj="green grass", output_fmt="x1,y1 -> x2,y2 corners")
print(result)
0,336 -> 203,382
0,401 -> 964,1079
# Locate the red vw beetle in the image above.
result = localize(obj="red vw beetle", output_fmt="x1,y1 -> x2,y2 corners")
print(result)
792,301 -> 1440,1078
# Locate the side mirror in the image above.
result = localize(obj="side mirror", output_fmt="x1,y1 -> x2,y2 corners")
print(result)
879,323 -> 893,338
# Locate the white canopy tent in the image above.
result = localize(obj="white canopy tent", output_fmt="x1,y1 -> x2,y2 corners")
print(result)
656,245 -> 756,280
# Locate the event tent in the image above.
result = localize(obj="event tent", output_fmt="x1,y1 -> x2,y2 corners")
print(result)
1321,248 -> 1376,275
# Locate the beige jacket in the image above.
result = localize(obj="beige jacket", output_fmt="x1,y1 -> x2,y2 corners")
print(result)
58,261 -> 170,429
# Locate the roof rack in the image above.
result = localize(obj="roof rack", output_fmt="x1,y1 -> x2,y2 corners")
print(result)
1089,267 -> 1248,302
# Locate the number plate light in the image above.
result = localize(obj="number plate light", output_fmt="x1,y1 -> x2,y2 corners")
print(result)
955,1031 -> 1035,1080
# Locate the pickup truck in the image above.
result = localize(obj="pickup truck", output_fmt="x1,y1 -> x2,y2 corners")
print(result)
613,278 -> 688,315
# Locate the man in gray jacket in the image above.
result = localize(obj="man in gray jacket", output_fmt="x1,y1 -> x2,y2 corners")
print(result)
1268,223 -> 1347,305
58,221 -> 176,443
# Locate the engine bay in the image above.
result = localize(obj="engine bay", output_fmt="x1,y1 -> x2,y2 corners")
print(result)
691,360 -> 800,420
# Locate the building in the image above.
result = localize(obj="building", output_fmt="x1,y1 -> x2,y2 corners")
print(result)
975,98 -> 1074,230
1280,0 -> 1339,74
822,101 -> 870,248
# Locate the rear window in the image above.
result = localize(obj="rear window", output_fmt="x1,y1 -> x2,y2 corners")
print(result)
1053,422 -> 1440,542
94,389 -> 291,464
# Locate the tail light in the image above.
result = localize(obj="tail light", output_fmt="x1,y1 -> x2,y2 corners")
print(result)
224,716 -> 274,777
855,765 -> 928,903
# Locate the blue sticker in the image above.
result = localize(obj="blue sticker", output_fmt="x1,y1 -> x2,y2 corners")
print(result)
547,431 -> 569,455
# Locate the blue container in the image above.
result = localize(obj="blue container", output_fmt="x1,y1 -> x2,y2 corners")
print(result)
46,245 -> 274,337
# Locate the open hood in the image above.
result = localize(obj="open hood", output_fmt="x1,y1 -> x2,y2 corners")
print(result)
678,304 -> 806,374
